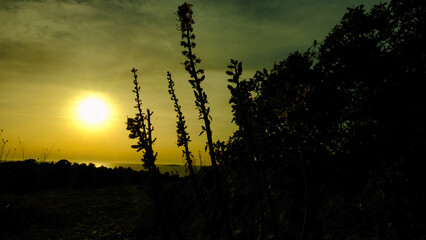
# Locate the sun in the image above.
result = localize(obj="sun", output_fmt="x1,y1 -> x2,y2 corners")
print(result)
78,98 -> 109,125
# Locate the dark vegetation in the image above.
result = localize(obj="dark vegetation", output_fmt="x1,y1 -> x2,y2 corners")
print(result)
0,159 -> 180,239
127,1 -> 426,240
0,159 -> 148,194
1,0 -> 425,239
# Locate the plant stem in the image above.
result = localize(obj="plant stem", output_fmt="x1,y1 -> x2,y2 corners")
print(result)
167,72 -> 218,239
227,60 -> 279,239
128,68 -> 184,240
297,130 -> 308,240
177,4 -> 234,239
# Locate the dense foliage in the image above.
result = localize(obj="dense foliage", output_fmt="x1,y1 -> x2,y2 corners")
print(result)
141,1 -> 426,239
126,1 -> 424,239
212,1 -> 426,239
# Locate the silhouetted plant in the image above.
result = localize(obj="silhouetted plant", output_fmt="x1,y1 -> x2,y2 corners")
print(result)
167,71 -> 218,239
18,137 -> 25,161
176,3 -> 234,239
0,130 -> 4,161
40,140 -> 60,162
167,72 -> 194,175
10,148 -> 16,161
226,59 -> 280,239
221,1 -> 426,239
176,3 -> 215,167
127,68 -> 158,173
226,59 -> 260,163
0,137 -> 8,161
124,1 -> 426,239
126,68 -> 182,240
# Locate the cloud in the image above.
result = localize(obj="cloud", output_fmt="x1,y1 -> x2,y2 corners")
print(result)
0,0 -> 178,85
181,0 -> 388,71
0,0 -> 389,164
1,0 -> 386,77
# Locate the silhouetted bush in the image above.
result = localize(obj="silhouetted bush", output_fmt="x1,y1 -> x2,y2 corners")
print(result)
158,1 -> 426,239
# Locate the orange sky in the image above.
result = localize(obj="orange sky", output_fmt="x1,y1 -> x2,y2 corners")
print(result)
0,0 -> 386,166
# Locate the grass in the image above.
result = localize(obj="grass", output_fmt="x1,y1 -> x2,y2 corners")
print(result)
1,184 -> 151,240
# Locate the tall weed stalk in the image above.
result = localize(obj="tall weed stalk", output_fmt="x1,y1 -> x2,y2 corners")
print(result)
18,137 -> 24,160
176,3 -> 234,239
126,68 -> 183,240
0,138 -> 8,161
167,71 -> 218,239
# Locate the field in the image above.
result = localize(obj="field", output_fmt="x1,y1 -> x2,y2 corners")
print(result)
1,184 -> 151,240
0,160 -> 188,240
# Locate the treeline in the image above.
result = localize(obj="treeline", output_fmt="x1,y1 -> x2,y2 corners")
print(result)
0,159 -> 153,194
127,1 -> 425,240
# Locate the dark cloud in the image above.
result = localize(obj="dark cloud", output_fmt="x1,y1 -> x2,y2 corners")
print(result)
1,0 -> 388,74
180,0 -> 388,70
0,0 -> 390,87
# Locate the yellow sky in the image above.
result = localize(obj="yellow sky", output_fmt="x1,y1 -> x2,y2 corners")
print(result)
0,0 -> 386,166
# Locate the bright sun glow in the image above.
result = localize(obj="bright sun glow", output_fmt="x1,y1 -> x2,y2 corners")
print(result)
78,98 -> 109,125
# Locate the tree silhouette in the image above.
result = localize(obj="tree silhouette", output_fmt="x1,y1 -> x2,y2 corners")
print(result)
223,1 -> 425,238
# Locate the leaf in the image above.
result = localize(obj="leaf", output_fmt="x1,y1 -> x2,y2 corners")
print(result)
226,70 -> 234,76
228,78 -> 238,84
131,145 -> 140,149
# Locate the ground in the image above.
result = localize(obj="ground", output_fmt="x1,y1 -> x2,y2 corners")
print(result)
1,184 -> 151,240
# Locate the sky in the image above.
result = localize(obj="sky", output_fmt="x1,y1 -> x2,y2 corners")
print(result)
0,0 -> 387,166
